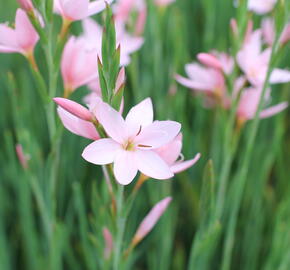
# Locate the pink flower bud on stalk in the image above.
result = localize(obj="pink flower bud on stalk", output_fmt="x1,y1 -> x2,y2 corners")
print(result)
17,0 -> 34,12
154,0 -> 176,7
103,227 -> 113,259
0,9 -> 39,70
53,98 -> 94,121
230,18 -> 238,38
130,197 -> 172,248
15,144 -> 29,170
197,53 -> 223,70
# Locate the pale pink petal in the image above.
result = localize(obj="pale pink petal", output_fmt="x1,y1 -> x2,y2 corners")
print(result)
260,102 -> 288,119
170,153 -> 201,174
269,68 -> 290,84
57,107 -> 99,140
82,138 -> 120,165
197,53 -> 222,70
113,150 -> 138,185
125,98 -> 153,136
262,18 -> 275,45
17,0 -> 34,11
15,9 -> 39,52
87,0 -> 113,16
248,0 -> 277,14
133,197 -> 172,244
0,45 -> 20,53
155,133 -> 182,165
175,74 -> 208,91
136,121 -> 181,149
94,101 -> 128,143
60,0 -> 89,21
0,25 -> 18,48
135,150 -> 173,179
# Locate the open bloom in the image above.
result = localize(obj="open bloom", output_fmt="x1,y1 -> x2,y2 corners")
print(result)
82,18 -> 144,66
175,63 -> 225,99
237,30 -> 290,86
237,87 -> 288,124
247,0 -> 277,14
0,9 -> 39,56
61,36 -> 98,93
54,97 -> 100,140
156,133 -> 200,174
131,197 -> 172,246
82,98 -> 181,185
54,0 -> 112,21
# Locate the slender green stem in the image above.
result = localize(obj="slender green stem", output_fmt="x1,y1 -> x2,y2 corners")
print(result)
113,185 -> 126,270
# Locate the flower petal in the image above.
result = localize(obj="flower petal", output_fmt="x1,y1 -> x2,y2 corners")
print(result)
57,107 -> 99,140
135,150 -> 173,179
170,153 -> 201,174
113,150 -> 138,185
60,0 -> 89,21
260,102 -> 288,119
136,120 -> 181,149
269,68 -> 290,84
82,138 -> 120,165
87,0 -> 113,16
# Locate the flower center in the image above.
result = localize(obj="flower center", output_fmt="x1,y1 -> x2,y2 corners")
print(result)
123,140 -> 136,151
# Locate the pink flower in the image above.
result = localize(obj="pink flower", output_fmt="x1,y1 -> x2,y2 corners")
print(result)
155,133 -> 200,174
17,0 -> 34,11
248,0 -> 277,14
81,18 -> 144,66
237,30 -> 290,86
0,9 -> 39,56
103,228 -> 113,259
237,87 -> 288,124
262,18 -> 290,46
154,0 -> 175,7
61,36 -> 99,93
54,98 -> 100,140
175,63 -> 225,98
54,0 -> 112,22
132,197 -> 172,246
82,98 -> 181,185
15,144 -> 29,169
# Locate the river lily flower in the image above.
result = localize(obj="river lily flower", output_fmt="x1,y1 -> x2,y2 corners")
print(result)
131,197 -> 172,247
53,97 -> 99,140
237,87 -> 288,125
175,63 -> 225,99
61,36 -> 99,94
0,9 -> 39,57
82,18 -> 144,66
237,30 -> 290,86
54,0 -> 112,22
156,134 -> 200,174
82,98 -> 181,185
248,0 -> 277,14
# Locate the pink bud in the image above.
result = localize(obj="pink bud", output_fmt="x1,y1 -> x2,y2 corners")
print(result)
132,197 -> 172,246
135,5 -> 147,35
230,18 -> 238,37
53,97 -> 93,122
103,227 -> 113,259
154,0 -> 176,7
15,144 -> 29,169
197,53 -> 222,70
17,0 -> 34,11
114,67 -> 126,94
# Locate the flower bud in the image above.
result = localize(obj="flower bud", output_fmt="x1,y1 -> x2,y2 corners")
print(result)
17,0 -> 34,12
197,53 -> 222,70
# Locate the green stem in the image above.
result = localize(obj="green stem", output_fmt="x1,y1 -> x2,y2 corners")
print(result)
113,185 -> 126,270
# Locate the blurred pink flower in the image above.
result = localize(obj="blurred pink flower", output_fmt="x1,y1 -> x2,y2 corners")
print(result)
248,0 -> 277,14
154,0 -> 175,7
103,228 -> 113,259
175,63 -> 225,98
156,133 -> 200,174
262,18 -> 290,46
54,98 -> 100,140
237,87 -> 288,124
132,197 -> 172,246
15,144 -> 29,170
54,0 -> 112,21
82,98 -> 181,185
0,9 -> 39,56
237,30 -> 290,86
17,0 -> 34,11
61,36 -> 99,93
81,18 -> 144,66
